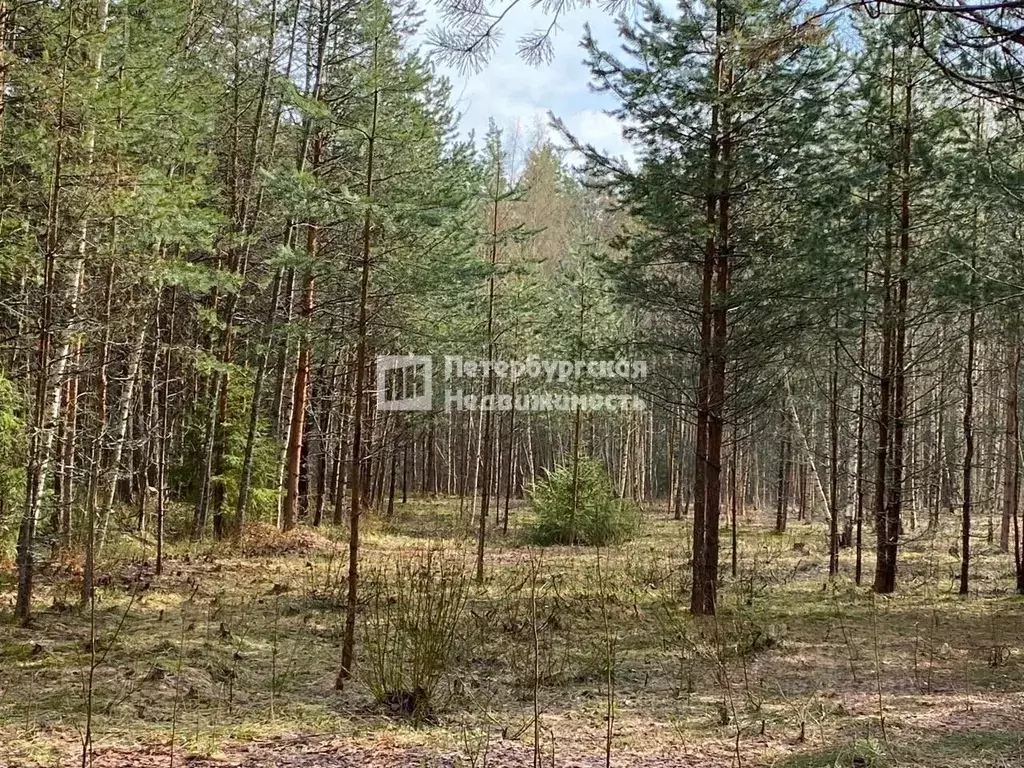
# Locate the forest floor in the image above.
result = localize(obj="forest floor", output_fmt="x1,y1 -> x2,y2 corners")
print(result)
2,500 -> 1024,768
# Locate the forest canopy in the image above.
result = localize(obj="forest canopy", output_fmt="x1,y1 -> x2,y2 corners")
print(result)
2,0 -> 1024,765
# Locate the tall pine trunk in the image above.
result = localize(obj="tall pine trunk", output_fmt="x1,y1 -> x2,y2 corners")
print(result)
961,253 -> 976,595
877,76 -> 913,595
872,48 -> 898,595
338,27 -> 378,686
690,0 -> 724,616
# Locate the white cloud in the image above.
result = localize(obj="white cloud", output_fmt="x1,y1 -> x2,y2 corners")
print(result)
418,1 -> 636,166
557,107 -> 634,165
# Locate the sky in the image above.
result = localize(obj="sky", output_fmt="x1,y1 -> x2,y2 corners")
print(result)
417,3 -> 637,165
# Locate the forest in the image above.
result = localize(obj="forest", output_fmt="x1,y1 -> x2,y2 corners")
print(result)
1,0 -> 1024,765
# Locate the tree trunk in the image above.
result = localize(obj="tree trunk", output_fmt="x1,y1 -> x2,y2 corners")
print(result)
775,409 -> 789,534
961,260 -> 976,596
690,0 -> 724,616
1001,330 -> 1018,553
877,77 -> 913,595
829,322 -> 840,577
338,30 -> 377,686
872,48 -> 898,595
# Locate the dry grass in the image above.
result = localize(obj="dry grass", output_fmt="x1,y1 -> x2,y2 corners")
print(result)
1,499 -> 1023,767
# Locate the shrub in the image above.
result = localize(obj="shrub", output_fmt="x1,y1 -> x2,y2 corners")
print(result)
528,456 -> 639,546
0,372 -> 25,556
362,549 -> 468,722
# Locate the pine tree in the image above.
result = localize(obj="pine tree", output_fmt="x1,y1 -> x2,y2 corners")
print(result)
561,0 -> 837,614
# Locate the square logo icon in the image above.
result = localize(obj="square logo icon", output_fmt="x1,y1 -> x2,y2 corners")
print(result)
376,355 -> 432,411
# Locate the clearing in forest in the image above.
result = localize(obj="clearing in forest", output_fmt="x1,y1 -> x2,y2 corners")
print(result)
2,501 -> 1023,768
